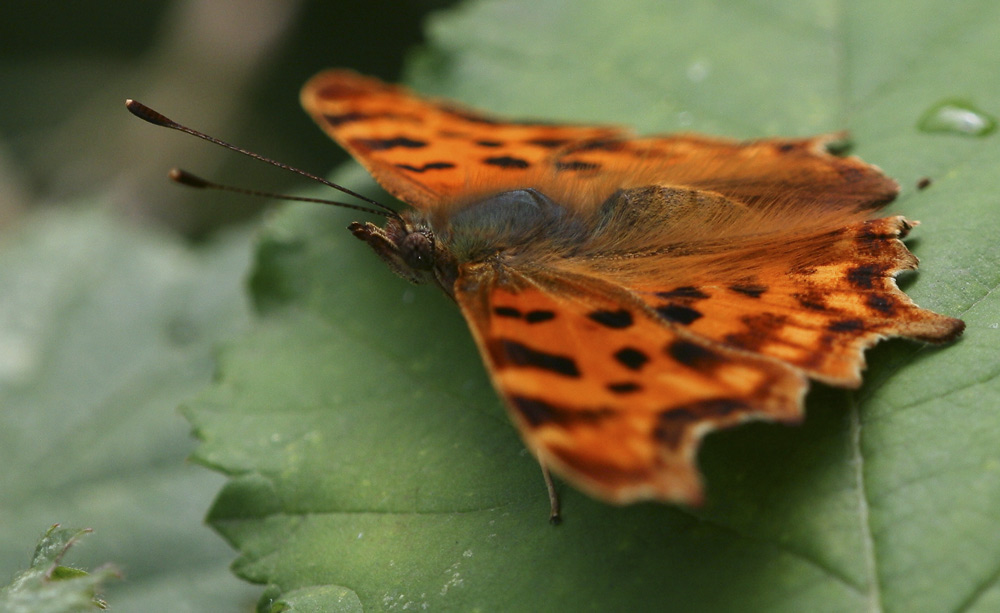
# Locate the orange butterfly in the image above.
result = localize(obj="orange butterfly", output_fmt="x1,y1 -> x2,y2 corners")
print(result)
127,70 -> 964,516
297,70 -> 963,510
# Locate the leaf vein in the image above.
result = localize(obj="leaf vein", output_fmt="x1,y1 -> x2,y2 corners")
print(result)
849,391 -> 884,613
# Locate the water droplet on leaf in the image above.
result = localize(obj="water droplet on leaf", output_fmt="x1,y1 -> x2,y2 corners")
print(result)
918,100 -> 996,136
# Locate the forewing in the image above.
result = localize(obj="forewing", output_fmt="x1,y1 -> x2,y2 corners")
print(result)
301,70 -> 623,210
304,71 -> 898,218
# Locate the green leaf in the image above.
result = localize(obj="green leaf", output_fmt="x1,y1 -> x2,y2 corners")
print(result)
185,0 -> 1000,610
0,208 -> 261,610
0,526 -> 118,612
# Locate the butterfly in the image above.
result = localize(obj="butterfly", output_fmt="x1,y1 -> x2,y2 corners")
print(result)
293,70 -> 968,510
293,70 -> 969,510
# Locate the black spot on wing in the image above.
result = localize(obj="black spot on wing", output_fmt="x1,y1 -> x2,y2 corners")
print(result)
828,318 -> 866,333
527,138 -> 569,148
729,283 -> 768,298
655,304 -> 703,325
493,306 -> 521,318
483,156 -> 531,169
494,339 -> 580,377
509,395 -> 613,426
847,264 -> 883,290
614,347 -> 649,371
667,340 -> 721,370
657,286 -> 710,300
588,309 -> 633,329
491,307 -> 556,323
525,310 -> 556,323
395,162 -> 457,173
352,136 -> 427,151
607,381 -> 642,394
475,139 -> 504,148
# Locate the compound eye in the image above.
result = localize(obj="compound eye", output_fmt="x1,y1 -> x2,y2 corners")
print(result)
401,231 -> 434,271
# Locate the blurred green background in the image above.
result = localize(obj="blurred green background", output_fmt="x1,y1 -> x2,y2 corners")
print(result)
0,0 -> 452,237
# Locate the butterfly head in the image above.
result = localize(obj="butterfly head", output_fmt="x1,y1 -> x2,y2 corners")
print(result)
349,212 -> 459,297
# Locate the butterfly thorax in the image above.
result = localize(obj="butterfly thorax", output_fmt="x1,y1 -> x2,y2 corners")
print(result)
441,188 -> 591,263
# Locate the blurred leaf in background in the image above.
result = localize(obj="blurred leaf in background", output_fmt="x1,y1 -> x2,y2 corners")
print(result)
0,207 -> 260,610
0,0 -> 452,235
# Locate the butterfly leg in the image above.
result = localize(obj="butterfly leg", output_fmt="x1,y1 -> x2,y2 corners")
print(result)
541,462 -> 562,525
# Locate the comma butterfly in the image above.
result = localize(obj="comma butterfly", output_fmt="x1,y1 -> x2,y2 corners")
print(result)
298,70 -> 963,507
127,70 -> 965,514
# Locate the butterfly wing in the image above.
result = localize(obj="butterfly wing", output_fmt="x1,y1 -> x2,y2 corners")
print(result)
455,265 -> 807,503
304,72 -> 899,219
626,215 -> 965,387
301,70 -> 624,210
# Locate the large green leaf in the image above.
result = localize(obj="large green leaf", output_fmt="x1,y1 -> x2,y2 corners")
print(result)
0,208 -> 261,611
185,0 -> 1000,610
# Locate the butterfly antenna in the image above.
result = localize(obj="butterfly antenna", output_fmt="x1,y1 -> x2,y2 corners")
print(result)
167,169 -> 398,217
124,99 -> 401,220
